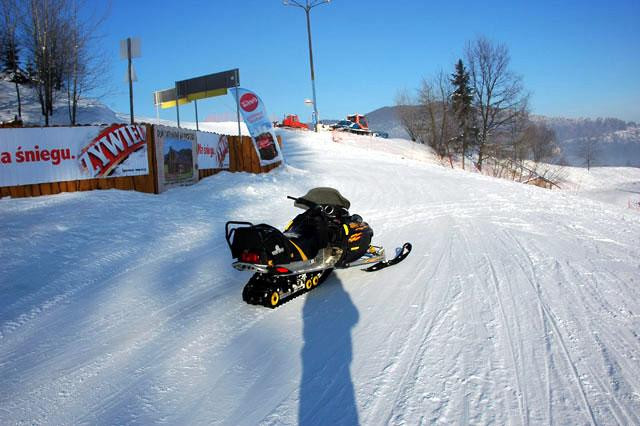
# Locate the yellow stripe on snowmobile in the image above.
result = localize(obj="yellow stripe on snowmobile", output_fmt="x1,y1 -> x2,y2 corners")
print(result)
289,240 -> 308,261
284,220 -> 293,231
343,224 -> 349,235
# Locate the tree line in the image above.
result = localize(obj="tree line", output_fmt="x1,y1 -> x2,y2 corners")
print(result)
396,36 -> 558,177
0,0 -> 107,125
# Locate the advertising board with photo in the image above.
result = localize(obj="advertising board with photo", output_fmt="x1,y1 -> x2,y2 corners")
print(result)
154,125 -> 197,192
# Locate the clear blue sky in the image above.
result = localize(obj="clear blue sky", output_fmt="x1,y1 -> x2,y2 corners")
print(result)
98,0 -> 640,124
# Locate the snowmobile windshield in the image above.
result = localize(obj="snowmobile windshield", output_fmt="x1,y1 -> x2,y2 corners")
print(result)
294,187 -> 351,210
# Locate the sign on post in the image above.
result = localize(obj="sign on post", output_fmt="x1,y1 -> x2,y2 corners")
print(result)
120,37 -> 141,124
119,37 -> 141,59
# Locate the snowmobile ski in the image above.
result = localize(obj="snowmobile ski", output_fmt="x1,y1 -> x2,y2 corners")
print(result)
363,243 -> 412,272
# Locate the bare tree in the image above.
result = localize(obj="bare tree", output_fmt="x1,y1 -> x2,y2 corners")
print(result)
466,36 -> 529,171
525,121 -> 557,163
418,70 -> 456,165
63,0 -> 108,125
23,0 -> 70,125
579,137 -> 600,171
394,89 -> 424,143
20,0 -> 108,125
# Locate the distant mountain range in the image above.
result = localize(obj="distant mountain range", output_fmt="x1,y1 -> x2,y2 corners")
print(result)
363,106 -> 640,167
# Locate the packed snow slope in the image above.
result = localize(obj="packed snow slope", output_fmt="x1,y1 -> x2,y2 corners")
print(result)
1,130 -> 640,425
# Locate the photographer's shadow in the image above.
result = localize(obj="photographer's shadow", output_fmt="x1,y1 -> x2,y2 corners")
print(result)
299,275 -> 360,426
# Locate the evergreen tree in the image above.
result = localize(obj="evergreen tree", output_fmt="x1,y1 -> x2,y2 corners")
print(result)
1,0 -> 24,119
1,33 -> 19,72
450,59 -> 474,169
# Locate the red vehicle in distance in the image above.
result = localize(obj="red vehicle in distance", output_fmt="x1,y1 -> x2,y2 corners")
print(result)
277,114 -> 309,130
346,113 -> 371,135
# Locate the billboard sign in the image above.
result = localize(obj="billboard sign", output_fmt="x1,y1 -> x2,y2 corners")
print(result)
0,124 -> 149,187
153,125 -> 197,192
175,69 -> 238,100
197,132 -> 229,169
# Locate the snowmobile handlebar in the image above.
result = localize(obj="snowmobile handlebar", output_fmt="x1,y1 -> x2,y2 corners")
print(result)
288,195 -> 319,210
287,196 -> 340,216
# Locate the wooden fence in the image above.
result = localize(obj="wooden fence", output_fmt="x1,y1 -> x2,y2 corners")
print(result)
0,124 -> 282,199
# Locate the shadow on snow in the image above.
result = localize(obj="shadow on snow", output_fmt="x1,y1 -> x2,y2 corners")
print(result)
299,275 -> 360,426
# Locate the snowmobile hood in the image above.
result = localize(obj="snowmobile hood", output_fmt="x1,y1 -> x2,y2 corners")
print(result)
295,187 -> 351,210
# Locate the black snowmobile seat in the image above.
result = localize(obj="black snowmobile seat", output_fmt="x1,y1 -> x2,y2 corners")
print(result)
285,208 -> 330,260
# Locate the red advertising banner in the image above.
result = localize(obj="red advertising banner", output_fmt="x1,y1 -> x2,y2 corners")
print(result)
230,87 -> 283,166
197,131 -> 229,169
0,124 -> 149,187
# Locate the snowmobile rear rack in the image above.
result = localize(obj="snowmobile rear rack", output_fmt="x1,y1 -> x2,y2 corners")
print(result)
225,221 -> 254,252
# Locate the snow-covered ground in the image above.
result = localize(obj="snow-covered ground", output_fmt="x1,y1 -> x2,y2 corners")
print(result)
561,166 -> 640,208
1,128 -> 639,425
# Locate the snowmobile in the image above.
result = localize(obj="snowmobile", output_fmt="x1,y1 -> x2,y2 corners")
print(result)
225,187 -> 412,308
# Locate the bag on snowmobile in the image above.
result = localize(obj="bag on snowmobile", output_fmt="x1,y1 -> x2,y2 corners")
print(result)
227,223 -> 296,264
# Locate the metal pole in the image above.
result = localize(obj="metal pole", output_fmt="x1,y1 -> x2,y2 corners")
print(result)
153,92 -> 159,123
194,99 -> 199,131
175,83 -> 181,128
235,70 -> 241,138
127,38 -> 134,124
305,8 -> 319,132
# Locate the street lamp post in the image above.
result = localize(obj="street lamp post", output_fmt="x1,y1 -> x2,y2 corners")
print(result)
283,0 -> 330,132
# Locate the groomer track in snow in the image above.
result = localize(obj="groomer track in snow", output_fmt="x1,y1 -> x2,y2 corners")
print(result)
1,128 -> 639,424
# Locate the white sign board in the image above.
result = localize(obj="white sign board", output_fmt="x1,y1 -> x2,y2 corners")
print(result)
0,125 -> 149,187
119,37 -> 141,59
197,132 -> 229,169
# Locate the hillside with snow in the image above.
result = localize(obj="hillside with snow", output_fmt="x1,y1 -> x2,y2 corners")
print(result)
0,81 -> 121,126
1,125 -> 640,424
366,105 -> 640,167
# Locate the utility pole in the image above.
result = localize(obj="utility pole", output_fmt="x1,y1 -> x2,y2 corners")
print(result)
283,0 -> 330,132
120,37 -> 141,124
127,38 -> 134,124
